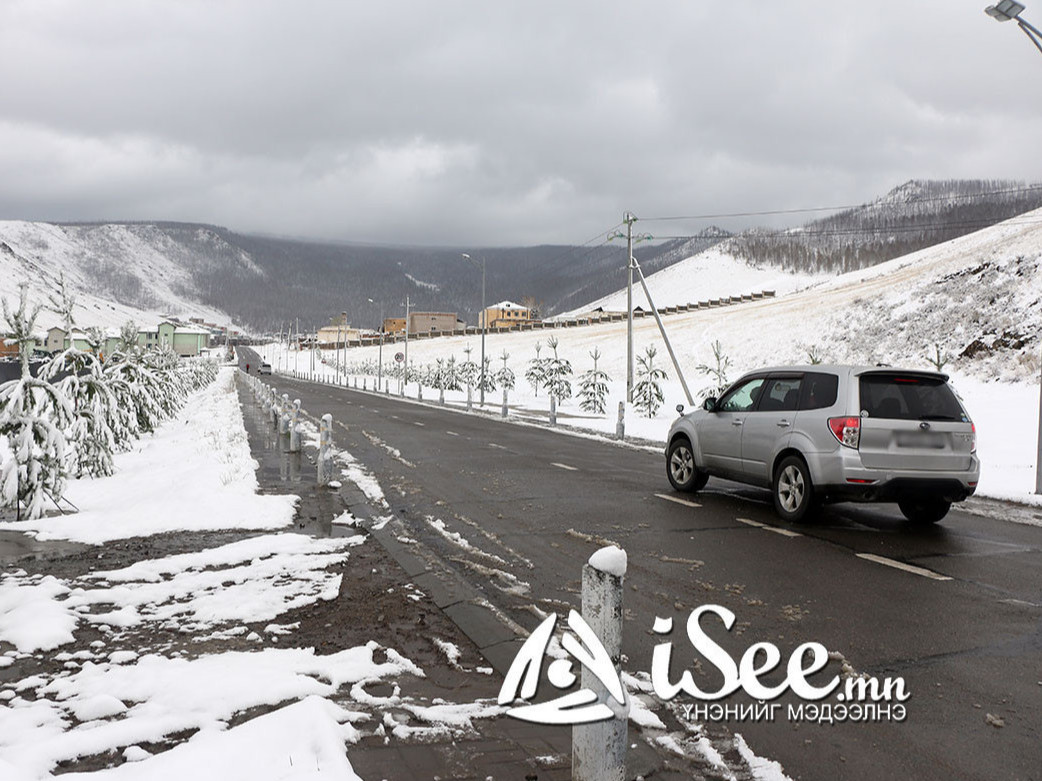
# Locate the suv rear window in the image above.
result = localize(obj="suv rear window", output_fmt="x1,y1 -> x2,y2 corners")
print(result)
859,374 -> 965,421
798,372 -> 838,410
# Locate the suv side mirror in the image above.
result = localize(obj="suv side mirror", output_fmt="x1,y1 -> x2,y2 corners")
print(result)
703,397 -> 717,412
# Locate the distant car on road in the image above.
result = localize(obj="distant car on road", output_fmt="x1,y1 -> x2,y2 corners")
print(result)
258,362 -> 272,375
666,365 -> 979,524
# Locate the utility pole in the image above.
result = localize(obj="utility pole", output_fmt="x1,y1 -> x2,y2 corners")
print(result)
609,214 -> 644,403
625,213 -> 636,402
403,294 -> 411,395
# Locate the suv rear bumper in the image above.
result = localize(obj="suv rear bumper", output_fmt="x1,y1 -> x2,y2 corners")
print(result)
808,450 -> 979,504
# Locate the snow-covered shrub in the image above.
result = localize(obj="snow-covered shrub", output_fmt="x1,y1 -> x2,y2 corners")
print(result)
525,342 -> 546,396
634,345 -> 667,418
542,336 -> 572,402
578,347 -> 611,415
495,351 -> 515,391
695,339 -> 731,398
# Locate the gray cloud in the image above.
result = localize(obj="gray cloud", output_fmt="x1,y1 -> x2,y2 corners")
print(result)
0,0 -> 1039,245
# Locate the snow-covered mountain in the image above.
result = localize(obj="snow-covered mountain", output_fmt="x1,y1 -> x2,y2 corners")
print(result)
0,221 -> 243,332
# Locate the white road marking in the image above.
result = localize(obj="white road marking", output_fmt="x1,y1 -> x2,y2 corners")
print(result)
735,517 -> 802,536
446,431 -> 460,437
736,517 -> 766,528
414,422 -> 425,427
489,443 -> 508,450
552,462 -> 578,471
656,494 -> 702,508
856,553 -> 953,581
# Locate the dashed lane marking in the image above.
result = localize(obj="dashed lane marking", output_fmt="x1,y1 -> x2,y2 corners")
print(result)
735,517 -> 802,537
489,443 -> 508,450
414,422 -> 425,427
552,462 -> 578,471
446,431 -> 460,437
655,494 -> 702,508
856,553 -> 953,581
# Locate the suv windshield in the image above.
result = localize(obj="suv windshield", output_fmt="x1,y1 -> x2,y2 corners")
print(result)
859,374 -> 965,421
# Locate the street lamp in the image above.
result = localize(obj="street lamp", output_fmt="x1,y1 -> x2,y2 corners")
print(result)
368,297 -> 384,387
462,253 -> 487,405
985,1 -> 1042,54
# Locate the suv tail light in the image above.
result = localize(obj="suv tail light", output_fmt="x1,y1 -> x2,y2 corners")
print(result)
971,422 -> 976,454
828,416 -> 861,448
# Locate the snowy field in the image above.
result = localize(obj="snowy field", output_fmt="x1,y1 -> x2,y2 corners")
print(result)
260,209 -> 1042,508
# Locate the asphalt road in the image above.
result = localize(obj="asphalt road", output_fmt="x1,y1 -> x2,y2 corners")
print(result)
242,351 -> 1041,781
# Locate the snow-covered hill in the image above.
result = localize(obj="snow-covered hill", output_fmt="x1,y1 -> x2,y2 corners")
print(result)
0,221 -> 244,332
564,243 -> 825,316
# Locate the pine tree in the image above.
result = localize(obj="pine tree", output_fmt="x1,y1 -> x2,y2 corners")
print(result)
578,347 -> 611,415
695,340 -> 732,398
542,336 -> 572,402
459,346 -> 479,390
0,284 -> 75,518
495,350 -> 515,391
478,356 -> 496,394
633,345 -> 667,418
525,342 -> 546,396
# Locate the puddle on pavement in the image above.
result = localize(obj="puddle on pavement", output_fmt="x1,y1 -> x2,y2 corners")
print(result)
0,529 -> 92,565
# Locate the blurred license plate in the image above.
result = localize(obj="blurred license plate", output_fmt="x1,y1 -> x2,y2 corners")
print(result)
895,432 -> 946,449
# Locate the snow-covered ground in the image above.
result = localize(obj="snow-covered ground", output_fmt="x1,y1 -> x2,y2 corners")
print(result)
260,209 -> 1042,508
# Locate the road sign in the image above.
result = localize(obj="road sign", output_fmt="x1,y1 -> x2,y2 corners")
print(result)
395,352 -> 404,363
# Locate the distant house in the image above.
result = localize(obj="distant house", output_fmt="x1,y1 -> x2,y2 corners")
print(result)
137,322 -> 209,356
407,312 -> 457,333
316,324 -> 360,346
479,301 -> 532,328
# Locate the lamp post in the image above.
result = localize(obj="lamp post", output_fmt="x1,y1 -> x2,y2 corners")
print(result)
985,1 -> 1042,54
462,253 -> 487,405
368,298 -> 384,387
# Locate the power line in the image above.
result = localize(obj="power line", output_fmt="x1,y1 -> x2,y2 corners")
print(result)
638,184 -> 1042,223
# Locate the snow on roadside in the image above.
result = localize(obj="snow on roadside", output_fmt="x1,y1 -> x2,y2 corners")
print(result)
59,696 -> 363,781
2,644 -> 418,778
1,367 -> 298,544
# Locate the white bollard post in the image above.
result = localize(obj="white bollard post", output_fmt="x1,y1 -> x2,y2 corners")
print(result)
615,401 -> 625,440
385,380 -> 390,395
573,546 -> 627,781
467,383 -> 473,412
501,386 -> 508,418
549,394 -> 557,426
363,378 -> 367,391
278,394 -> 290,434
317,414 -> 334,486
269,389 -> 279,426
288,400 -> 301,453
439,385 -> 445,405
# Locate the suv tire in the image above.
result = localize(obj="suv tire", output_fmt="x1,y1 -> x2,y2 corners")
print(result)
773,455 -> 815,522
898,496 -> 950,525
667,438 -> 709,493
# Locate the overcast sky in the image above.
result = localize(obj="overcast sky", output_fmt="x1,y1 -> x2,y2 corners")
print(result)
1,0 -> 1039,246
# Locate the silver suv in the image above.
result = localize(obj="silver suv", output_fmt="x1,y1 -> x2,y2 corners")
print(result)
665,366 -> 979,524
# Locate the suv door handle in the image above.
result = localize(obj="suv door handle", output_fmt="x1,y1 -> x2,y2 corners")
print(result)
731,420 -> 743,427
777,419 -> 791,428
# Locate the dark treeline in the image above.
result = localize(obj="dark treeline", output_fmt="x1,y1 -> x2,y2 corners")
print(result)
727,179 -> 1042,275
